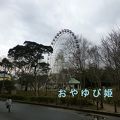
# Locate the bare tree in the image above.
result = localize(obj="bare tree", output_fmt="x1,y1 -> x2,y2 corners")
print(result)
101,30 -> 120,89
62,35 -> 90,87
101,29 -> 120,112
88,45 -> 104,109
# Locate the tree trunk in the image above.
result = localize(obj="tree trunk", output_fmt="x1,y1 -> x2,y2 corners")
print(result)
100,86 -> 104,109
97,100 -> 99,110
114,101 -> 117,113
25,84 -> 28,91
34,66 -> 38,96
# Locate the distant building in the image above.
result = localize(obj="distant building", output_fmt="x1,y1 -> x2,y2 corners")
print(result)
0,71 -> 12,81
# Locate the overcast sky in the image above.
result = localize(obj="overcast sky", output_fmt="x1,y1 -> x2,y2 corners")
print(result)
0,0 -> 120,57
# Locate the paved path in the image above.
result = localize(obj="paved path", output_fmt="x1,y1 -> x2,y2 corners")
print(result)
0,101 -> 119,120
102,103 -> 120,113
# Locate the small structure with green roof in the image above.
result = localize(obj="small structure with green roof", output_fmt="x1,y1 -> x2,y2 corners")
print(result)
68,78 -> 81,90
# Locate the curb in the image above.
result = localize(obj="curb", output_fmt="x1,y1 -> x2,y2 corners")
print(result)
14,100 -> 120,117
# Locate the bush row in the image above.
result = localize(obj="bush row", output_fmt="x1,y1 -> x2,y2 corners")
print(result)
0,94 -> 93,106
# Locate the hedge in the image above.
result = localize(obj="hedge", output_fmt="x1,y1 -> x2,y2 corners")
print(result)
0,94 -> 93,106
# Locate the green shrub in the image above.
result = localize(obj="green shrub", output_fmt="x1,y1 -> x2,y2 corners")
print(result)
0,94 -> 28,101
29,96 -> 56,103
0,94 -> 93,106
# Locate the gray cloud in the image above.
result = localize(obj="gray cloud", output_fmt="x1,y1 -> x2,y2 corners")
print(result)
0,0 -> 120,56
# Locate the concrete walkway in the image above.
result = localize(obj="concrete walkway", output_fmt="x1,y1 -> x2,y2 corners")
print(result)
101,103 -> 120,113
13,100 -> 120,117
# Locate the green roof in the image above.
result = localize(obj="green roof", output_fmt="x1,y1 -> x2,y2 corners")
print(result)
68,78 -> 80,84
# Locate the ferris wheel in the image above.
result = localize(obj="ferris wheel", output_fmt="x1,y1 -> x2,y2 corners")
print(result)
48,29 -> 79,74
